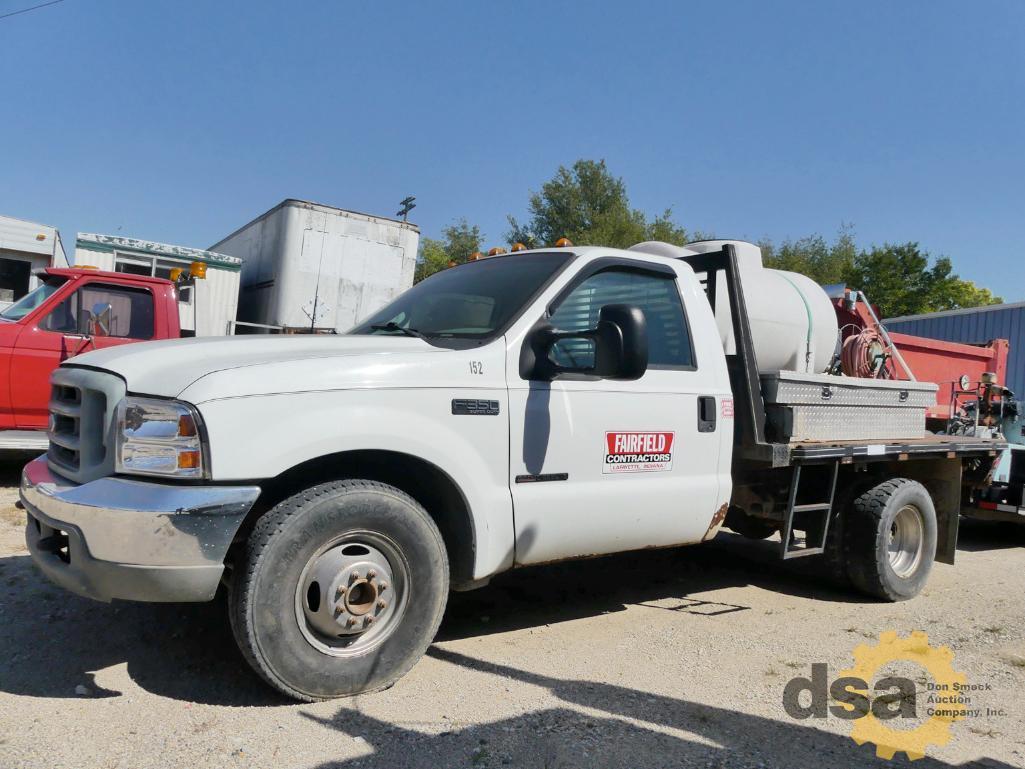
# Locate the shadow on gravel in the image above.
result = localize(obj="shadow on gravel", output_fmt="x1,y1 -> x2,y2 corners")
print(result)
0,453 -> 35,485
439,531 -> 866,642
0,554 -> 284,706
0,527 -> 872,704
956,518 -> 1025,552
304,649 -> 1015,769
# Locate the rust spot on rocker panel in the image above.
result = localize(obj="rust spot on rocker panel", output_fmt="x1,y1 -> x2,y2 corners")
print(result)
703,503 -> 729,541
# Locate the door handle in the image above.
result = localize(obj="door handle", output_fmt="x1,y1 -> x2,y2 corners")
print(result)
697,396 -> 717,433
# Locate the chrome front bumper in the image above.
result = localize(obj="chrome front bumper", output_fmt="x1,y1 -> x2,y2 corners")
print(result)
20,456 -> 261,602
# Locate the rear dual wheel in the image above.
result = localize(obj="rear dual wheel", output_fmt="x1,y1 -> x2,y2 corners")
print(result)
229,480 -> 449,701
844,478 -> 937,601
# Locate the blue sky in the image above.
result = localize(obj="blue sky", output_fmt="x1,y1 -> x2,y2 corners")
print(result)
2,1 -> 1023,299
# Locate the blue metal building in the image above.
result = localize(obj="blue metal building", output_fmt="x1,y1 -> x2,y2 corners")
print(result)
885,302 -> 1025,397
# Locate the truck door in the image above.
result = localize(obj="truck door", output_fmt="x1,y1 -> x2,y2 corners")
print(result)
12,281 -> 156,428
508,262 -> 726,564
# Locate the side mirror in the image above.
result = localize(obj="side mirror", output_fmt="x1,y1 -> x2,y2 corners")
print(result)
520,303 -> 648,381
87,302 -> 113,337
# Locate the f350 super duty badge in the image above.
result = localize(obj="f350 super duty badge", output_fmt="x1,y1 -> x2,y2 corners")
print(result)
603,431 -> 675,474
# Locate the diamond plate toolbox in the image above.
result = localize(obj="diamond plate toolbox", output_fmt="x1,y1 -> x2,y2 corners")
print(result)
760,371 -> 939,442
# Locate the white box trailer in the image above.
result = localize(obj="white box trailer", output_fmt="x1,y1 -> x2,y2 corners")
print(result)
0,214 -> 69,308
74,233 -> 241,337
210,199 -> 419,333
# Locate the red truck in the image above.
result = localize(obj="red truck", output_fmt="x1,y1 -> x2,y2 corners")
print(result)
0,267 -> 181,450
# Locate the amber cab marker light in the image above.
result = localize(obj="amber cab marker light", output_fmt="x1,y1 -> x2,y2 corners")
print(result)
487,247 -> 507,256
554,237 -> 573,247
169,267 -> 184,282
189,261 -> 208,279
511,243 -> 527,252
178,414 -> 198,438
468,251 -> 483,261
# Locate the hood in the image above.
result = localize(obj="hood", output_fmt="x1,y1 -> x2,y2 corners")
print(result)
66,334 -> 447,399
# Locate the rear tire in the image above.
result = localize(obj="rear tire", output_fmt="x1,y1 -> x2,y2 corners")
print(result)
229,479 -> 449,701
844,478 -> 936,601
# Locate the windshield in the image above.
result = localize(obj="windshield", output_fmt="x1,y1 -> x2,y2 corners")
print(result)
351,252 -> 572,345
0,278 -> 66,321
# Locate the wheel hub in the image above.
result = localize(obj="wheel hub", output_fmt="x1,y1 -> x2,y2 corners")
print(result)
887,504 -> 925,578
301,542 -> 396,638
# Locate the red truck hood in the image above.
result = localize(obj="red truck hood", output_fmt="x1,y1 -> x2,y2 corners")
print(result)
65,334 -> 445,399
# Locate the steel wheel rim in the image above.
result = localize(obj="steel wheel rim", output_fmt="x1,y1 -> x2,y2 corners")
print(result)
294,530 -> 410,657
887,504 -> 924,578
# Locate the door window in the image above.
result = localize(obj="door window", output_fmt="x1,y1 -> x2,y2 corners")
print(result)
39,284 -> 155,339
548,269 -> 694,369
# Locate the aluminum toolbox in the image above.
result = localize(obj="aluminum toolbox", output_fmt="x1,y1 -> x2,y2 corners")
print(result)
760,371 -> 939,442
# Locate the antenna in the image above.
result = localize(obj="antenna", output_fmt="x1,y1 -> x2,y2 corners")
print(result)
397,196 -> 416,221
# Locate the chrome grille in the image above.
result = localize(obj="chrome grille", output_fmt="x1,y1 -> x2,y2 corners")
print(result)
47,367 -> 127,484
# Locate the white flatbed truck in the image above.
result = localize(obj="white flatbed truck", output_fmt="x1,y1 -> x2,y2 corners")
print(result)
20,240 -> 1001,701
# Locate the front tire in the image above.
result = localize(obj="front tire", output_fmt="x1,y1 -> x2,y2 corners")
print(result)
844,478 -> 937,601
229,480 -> 449,701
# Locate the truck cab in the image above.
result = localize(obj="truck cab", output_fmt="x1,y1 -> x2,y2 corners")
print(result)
0,267 -> 180,442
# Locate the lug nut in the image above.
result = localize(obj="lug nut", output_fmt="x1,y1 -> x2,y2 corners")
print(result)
378,581 -> 388,592
367,570 -> 377,579
377,600 -> 387,610
364,616 -> 375,626
346,617 -> 356,627
349,572 -> 360,582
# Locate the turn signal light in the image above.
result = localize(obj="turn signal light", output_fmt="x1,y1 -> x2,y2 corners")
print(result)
177,449 -> 202,470
511,243 -> 527,252
554,237 -> 573,248
189,261 -> 207,279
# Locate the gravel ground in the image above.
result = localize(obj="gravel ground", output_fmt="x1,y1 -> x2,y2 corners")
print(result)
1,456 -> 1023,769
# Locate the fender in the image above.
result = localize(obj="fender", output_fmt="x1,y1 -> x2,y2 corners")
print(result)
193,387 -> 514,579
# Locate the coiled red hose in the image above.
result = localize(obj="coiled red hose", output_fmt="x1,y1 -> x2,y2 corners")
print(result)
841,328 -> 889,378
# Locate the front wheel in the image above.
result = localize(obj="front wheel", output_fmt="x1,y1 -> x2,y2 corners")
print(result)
229,479 -> 449,701
844,478 -> 937,601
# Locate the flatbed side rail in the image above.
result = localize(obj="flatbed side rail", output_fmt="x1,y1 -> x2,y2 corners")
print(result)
788,438 -> 1003,464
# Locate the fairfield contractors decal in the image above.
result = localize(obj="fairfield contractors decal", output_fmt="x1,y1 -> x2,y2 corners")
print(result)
603,431 -> 675,474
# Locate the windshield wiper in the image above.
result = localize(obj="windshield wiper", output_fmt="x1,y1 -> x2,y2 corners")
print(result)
370,322 -> 432,340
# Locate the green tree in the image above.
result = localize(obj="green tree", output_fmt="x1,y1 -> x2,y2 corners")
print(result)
762,229 -> 1001,318
846,243 -> 1001,318
761,225 -> 856,286
506,159 -> 694,249
414,218 -> 484,283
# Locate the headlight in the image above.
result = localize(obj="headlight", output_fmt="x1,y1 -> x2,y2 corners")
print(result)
115,397 -> 207,478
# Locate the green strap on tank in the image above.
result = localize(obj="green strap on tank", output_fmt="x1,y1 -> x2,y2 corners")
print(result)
776,272 -> 813,369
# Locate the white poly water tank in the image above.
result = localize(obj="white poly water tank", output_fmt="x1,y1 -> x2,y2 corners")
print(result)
630,240 -> 837,374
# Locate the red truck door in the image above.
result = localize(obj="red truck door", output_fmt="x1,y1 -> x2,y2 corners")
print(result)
12,279 -> 158,429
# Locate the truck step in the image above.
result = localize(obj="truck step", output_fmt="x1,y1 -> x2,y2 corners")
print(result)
780,462 -> 839,560
0,430 -> 49,451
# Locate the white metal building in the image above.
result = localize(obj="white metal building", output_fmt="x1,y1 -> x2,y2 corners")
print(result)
74,233 -> 243,337
0,214 -> 69,305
